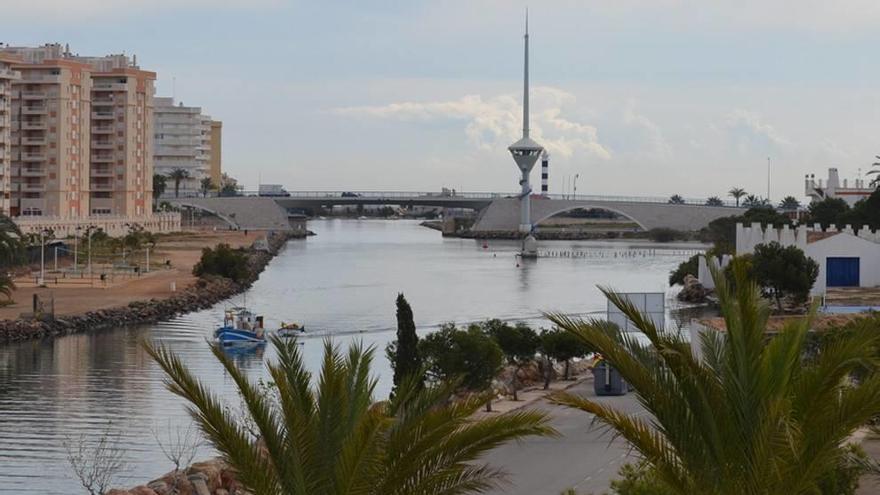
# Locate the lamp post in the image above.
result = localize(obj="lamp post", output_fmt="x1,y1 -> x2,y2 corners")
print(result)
573,173 -> 580,198
39,228 -> 49,286
74,226 -> 81,273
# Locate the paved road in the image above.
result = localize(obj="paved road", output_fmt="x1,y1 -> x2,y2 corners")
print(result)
482,381 -> 643,495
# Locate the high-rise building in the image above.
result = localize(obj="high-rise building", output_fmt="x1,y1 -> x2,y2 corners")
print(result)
208,120 -> 222,186
153,97 -> 212,196
89,67 -> 155,216
0,56 -> 19,215
0,44 -> 156,218
9,57 -> 93,218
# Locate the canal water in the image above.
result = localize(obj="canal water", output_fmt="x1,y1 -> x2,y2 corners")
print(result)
0,219 -> 702,493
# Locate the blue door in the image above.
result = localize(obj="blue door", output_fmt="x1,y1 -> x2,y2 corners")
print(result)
826,257 -> 860,287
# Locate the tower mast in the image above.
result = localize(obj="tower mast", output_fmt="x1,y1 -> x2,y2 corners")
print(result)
508,10 -> 544,235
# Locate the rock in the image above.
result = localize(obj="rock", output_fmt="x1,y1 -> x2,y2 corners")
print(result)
677,274 -> 710,303
130,487 -> 160,495
147,481 -> 169,495
187,459 -> 226,492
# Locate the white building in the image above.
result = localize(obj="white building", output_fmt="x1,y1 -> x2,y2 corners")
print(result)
805,168 -> 873,206
153,97 -> 211,197
700,222 -> 880,296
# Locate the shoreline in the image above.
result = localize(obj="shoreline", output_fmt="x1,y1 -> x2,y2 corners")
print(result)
0,230 -> 300,344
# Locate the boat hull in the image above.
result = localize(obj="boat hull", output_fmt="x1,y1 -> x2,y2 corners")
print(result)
215,327 -> 266,345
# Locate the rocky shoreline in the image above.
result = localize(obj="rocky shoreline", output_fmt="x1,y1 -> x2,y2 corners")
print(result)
0,231 -> 299,344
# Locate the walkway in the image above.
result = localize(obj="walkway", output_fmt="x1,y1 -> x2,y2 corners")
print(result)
482,379 -> 641,494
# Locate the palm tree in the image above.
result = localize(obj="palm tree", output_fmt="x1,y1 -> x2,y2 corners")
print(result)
728,187 -> 747,207
0,213 -> 24,267
146,337 -> 556,494
705,196 -> 724,207
0,271 -> 16,302
778,195 -> 800,210
742,194 -> 762,207
199,177 -> 214,198
153,174 -> 167,209
546,262 -> 880,495
167,168 -> 190,198
668,194 -> 686,204
867,155 -> 880,187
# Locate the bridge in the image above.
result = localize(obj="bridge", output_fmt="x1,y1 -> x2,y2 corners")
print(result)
169,192 -> 745,232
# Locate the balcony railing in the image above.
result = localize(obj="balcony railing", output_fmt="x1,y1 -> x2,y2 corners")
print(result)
90,168 -> 113,177
21,106 -> 47,115
21,137 -> 46,146
21,183 -> 45,192
21,153 -> 46,161
20,121 -> 47,130
21,168 -> 45,177
91,182 -> 113,191
91,112 -> 115,120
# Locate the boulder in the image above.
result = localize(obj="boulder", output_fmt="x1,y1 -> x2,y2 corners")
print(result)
677,274 -> 710,303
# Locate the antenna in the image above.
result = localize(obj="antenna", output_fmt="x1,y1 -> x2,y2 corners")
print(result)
523,8 -> 530,139
172,76 -> 176,101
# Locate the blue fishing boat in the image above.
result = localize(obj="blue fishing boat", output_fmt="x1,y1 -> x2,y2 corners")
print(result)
214,307 -> 267,345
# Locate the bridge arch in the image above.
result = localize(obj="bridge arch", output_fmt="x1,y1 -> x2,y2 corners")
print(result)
532,203 -> 649,231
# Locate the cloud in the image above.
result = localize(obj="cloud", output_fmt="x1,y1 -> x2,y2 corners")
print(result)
720,109 -> 790,155
620,99 -> 671,157
1,0 -> 280,21
333,86 -> 611,160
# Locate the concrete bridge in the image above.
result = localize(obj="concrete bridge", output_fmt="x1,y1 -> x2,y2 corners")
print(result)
171,192 -> 745,232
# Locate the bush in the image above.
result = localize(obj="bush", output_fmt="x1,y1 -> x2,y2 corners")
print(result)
669,254 -> 700,286
648,228 -> 684,243
808,197 -> 850,228
419,323 -> 503,409
699,207 -> 792,254
751,242 -> 818,310
192,243 -> 249,283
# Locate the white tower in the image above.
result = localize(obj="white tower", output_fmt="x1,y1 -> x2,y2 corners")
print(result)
508,12 -> 544,234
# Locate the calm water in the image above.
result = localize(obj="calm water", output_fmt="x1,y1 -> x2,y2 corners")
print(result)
0,219 -> 701,493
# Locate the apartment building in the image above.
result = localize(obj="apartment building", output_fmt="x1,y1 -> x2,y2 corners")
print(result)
0,56 -> 19,215
153,97 -> 212,196
0,44 -> 156,219
9,58 -> 93,218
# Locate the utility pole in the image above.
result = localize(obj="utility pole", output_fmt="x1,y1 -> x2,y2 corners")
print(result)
767,157 -> 771,203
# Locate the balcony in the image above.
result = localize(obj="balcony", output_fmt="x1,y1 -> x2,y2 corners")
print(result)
21,153 -> 46,162
21,106 -> 47,115
91,141 -> 114,150
91,155 -> 114,163
20,167 -> 45,177
21,137 -> 46,146
92,83 -> 127,91
20,121 -> 47,130
0,68 -> 19,80
92,97 -> 114,105
91,182 -> 113,191
90,167 -> 113,177
21,183 -> 44,192
91,112 -> 115,120
20,91 -> 45,100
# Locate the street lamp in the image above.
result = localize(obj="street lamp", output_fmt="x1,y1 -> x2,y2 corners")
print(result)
39,228 -> 50,286
74,226 -> 81,273
573,174 -> 580,198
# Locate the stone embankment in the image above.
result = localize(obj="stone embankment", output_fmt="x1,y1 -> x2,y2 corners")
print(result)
107,458 -> 238,495
0,231 -> 296,344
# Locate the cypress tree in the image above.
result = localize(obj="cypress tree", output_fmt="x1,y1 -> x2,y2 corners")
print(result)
391,293 -> 421,397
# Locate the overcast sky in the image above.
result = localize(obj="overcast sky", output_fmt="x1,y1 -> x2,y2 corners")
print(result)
4,0 -> 880,201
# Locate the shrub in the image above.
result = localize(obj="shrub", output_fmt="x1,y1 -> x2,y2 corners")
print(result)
751,242 -> 818,310
192,243 -> 249,283
668,254 -> 700,286
648,228 -> 684,243
808,197 -> 850,228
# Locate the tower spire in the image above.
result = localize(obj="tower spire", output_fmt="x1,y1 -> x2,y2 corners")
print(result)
523,8 -> 530,139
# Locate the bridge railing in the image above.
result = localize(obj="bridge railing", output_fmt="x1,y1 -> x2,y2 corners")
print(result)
232,190 -> 743,207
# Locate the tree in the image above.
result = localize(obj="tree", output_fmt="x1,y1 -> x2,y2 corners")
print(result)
867,155 -> 880,187
668,194 -> 686,204
153,174 -> 167,208
705,196 -> 724,207
167,168 -> 190,198
199,177 -> 214,198
699,208 -> 791,254
192,243 -> 249,283
145,337 -> 555,494
484,320 -> 540,401
219,173 -> 240,197
547,261 -> 880,495
420,323 -> 504,411
742,194 -> 769,208
386,293 -> 421,399
751,242 -> 819,311
778,195 -> 800,210
807,197 -> 849,228
0,214 -> 24,268
540,328 -> 592,382
728,187 -> 747,207
847,189 -> 880,230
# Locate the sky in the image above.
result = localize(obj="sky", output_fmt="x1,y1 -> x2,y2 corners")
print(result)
4,0 -> 880,202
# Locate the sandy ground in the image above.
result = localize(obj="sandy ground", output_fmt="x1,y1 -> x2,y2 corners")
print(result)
0,230 -> 262,319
